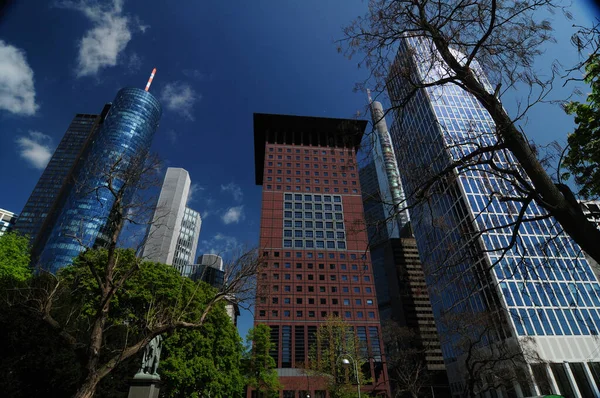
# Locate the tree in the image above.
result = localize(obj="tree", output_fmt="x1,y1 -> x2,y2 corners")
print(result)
339,0 -> 600,266
2,149 -> 260,398
159,311 -> 245,397
563,54 -> 600,199
243,324 -> 281,398
0,232 -> 32,285
382,322 -> 433,398
305,317 -> 370,398
0,249 -> 248,398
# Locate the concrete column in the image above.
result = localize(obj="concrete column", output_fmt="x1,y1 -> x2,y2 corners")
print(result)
545,363 -> 561,395
526,364 -> 541,396
512,381 -> 524,398
583,362 -> 600,398
564,362 -> 583,398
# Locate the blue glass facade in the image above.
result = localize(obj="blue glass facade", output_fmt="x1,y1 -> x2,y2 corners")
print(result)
388,36 -> 600,395
39,88 -> 161,273
15,111 -> 106,259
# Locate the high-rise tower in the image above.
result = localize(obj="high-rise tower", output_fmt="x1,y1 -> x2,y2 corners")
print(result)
388,36 -> 600,396
142,167 -> 202,273
38,86 -> 161,273
360,99 -> 448,395
15,106 -> 111,260
252,113 -> 391,397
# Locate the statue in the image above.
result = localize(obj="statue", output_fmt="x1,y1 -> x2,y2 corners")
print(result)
136,335 -> 163,379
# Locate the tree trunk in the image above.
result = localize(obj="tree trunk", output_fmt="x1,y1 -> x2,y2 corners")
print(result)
73,373 -> 100,398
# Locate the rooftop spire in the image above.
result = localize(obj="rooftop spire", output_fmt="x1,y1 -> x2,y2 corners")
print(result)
145,68 -> 156,92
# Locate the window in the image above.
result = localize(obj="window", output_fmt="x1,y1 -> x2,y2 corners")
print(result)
284,310 -> 290,317
344,299 -> 350,305
320,298 -> 327,305
284,298 -> 291,304
296,298 -> 303,304
367,299 -> 373,305
259,310 -> 266,317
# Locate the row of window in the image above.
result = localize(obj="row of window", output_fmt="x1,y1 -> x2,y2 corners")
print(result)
283,239 -> 346,249
268,146 -> 353,157
266,273 -> 371,282
268,262 -> 367,270
266,185 -> 358,193
258,309 -> 376,319
270,279 -> 373,294
269,285 -> 373,294
268,296 -> 374,305
272,178 -> 356,186
262,250 -> 367,260
268,153 -> 350,164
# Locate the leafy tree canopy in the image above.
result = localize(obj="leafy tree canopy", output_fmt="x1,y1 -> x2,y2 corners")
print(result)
243,324 -> 280,397
564,54 -> 600,199
0,232 -> 32,285
0,248 -> 244,398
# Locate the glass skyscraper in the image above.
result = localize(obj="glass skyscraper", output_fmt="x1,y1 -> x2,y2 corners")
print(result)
38,88 -> 161,273
388,36 -> 600,397
16,106 -> 110,261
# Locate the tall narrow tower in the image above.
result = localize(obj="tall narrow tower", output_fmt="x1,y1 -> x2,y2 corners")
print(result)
38,83 -> 162,273
252,113 -> 391,397
141,167 -> 202,272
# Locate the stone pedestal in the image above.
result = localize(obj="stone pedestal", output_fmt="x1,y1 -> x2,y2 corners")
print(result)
128,374 -> 161,398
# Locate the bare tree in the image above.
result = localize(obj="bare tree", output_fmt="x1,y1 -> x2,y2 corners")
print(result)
339,0 -> 600,265
382,321 -> 433,398
9,150 -> 261,398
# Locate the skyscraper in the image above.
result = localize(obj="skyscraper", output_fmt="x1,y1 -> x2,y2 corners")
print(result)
0,208 -> 18,237
38,88 -> 161,273
359,100 -> 448,395
142,167 -> 202,273
15,105 -> 111,259
388,36 -> 600,396
252,113 -> 390,397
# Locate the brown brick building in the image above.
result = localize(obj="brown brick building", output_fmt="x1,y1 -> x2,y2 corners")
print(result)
251,113 -> 391,397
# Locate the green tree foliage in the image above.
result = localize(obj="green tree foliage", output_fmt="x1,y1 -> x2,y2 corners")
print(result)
306,317 -> 368,398
0,248 -> 245,398
0,232 -> 32,285
564,54 -> 600,199
243,324 -> 281,397
160,311 -> 245,397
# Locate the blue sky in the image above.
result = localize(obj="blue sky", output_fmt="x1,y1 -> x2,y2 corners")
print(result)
0,0 -> 597,339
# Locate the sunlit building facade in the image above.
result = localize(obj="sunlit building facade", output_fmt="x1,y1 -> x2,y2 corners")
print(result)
0,208 -> 18,237
252,113 -> 391,397
388,36 -> 600,397
142,167 -> 202,273
38,88 -> 161,273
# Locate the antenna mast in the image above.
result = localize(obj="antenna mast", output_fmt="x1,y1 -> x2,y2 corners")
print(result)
145,68 -> 157,92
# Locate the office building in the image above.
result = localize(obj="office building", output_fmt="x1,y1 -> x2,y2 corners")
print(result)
359,99 -> 448,395
0,209 -> 18,236
15,106 -> 111,260
252,113 -> 391,397
185,254 -> 240,326
142,167 -> 202,272
38,88 -> 161,273
387,36 -> 600,396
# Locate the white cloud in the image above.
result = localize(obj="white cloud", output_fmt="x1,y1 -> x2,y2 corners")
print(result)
15,131 -> 53,169
198,233 -> 240,256
126,52 -> 142,73
182,69 -> 211,81
0,40 -> 38,115
221,182 -> 243,202
159,81 -> 199,120
221,205 -> 245,225
187,183 -> 204,203
59,0 -> 146,77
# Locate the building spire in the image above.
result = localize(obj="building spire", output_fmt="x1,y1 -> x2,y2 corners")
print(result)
145,68 -> 157,92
